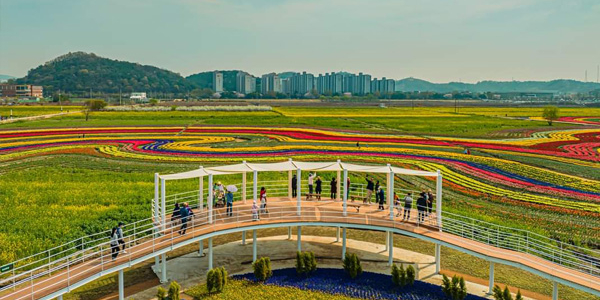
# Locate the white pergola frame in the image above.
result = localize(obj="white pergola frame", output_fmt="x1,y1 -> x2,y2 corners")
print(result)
154,159 -> 442,228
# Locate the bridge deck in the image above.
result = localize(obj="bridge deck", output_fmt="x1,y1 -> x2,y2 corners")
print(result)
1,197 -> 599,300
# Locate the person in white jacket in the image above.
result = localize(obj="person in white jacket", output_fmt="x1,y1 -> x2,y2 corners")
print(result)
308,172 -> 317,194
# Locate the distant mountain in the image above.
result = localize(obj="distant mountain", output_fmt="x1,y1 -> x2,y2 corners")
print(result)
395,77 -> 600,94
16,52 -> 197,94
186,70 -> 243,91
0,75 -> 15,82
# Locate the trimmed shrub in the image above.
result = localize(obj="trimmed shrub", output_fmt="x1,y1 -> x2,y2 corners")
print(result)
207,267 -> 228,293
406,265 -> 415,286
515,290 -> 523,300
343,253 -> 363,279
296,251 -> 317,276
167,281 -> 180,300
442,274 -> 467,300
156,286 -> 167,300
253,257 -> 273,282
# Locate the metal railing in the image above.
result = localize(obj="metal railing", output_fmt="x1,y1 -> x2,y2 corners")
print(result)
1,185 -> 599,299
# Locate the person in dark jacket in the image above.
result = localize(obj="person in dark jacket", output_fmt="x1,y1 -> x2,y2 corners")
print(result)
315,176 -> 322,195
427,189 -> 434,216
117,222 -> 127,253
330,177 -> 337,199
365,176 -> 375,204
226,190 -> 234,217
171,203 -> 181,227
417,192 -> 427,224
291,174 -> 297,197
402,192 -> 413,221
110,227 -> 120,261
377,187 -> 385,210
179,202 -> 190,235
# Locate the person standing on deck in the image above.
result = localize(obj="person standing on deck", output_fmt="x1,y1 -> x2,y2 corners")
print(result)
375,180 -> 381,204
308,172 -> 317,194
330,177 -> 337,200
179,202 -> 190,235
315,176 -> 322,196
377,187 -> 385,210
365,176 -> 375,205
292,174 -> 298,197
402,192 -> 413,221
226,190 -> 234,217
110,227 -> 120,261
427,189 -> 434,216
417,191 -> 427,224
260,187 -> 269,215
117,222 -> 127,254
346,177 -> 351,200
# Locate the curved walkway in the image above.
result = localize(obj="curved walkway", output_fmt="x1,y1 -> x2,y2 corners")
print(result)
1,198 -> 599,300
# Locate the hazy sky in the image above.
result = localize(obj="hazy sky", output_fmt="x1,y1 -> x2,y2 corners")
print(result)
1,0 -> 599,82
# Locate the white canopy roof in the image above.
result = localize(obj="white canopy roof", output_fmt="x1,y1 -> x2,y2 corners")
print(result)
159,159 -> 438,180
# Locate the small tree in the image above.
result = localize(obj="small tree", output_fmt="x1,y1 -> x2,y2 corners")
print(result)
493,285 -> 521,300
167,281 -> 180,300
207,267 -> 228,293
391,264 -> 406,286
156,286 -> 167,300
442,274 -> 468,300
149,98 -> 159,106
296,251 -> 317,276
542,105 -> 559,126
515,290 -> 523,300
406,265 -> 416,286
343,253 -> 362,279
253,257 -> 272,282
83,99 -> 107,121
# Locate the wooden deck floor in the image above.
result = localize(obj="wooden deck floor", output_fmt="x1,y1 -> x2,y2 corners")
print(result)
1,197 -> 598,300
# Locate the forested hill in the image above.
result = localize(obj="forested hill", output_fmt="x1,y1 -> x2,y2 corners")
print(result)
186,70 -> 242,91
16,52 -> 197,94
395,77 -> 600,93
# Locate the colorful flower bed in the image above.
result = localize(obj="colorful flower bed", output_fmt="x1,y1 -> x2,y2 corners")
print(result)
232,268 -> 487,300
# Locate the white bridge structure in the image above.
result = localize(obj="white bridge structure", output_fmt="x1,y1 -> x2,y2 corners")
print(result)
0,160 -> 599,300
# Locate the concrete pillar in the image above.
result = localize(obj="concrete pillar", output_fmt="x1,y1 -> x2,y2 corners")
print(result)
342,227 -> 347,260
208,237 -> 213,270
161,178 -> 166,230
242,160 -> 247,203
435,244 -> 441,274
288,226 -> 292,239
253,170 -> 258,204
336,160 -> 342,200
161,254 -> 167,283
342,169 -> 348,216
388,231 -> 394,266
199,239 -> 203,256
58,295 -> 63,300
296,168 -> 302,216
389,170 -> 395,220
242,231 -> 246,245
336,227 -> 340,242
552,282 -> 558,300
154,173 -> 159,221
199,170 -> 204,212
385,230 -> 389,251
488,262 -> 495,295
436,170 -> 443,230
297,226 -> 302,251
208,174 -> 213,224
288,159 -> 293,198
253,230 -> 257,262
118,269 -> 124,300
154,256 -> 159,271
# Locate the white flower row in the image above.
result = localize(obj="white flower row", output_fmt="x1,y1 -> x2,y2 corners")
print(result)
104,105 -> 272,112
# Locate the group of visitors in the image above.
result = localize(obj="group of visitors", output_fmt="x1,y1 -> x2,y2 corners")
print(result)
395,189 -> 434,224
291,172 -> 339,200
213,181 -> 235,217
171,202 -> 195,235
109,222 -> 127,261
252,187 -> 269,220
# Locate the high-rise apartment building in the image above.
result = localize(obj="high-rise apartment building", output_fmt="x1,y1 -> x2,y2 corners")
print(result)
235,72 -> 256,94
212,72 -> 223,92
288,71 -> 314,96
260,73 -> 281,94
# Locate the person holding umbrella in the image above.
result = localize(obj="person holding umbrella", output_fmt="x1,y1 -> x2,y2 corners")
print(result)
225,185 -> 238,217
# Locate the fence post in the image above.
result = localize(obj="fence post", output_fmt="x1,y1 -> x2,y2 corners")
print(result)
48,250 -> 51,276
101,244 -> 104,271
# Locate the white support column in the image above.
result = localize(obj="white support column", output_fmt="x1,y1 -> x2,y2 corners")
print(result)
57,296 -> 63,300
155,256 -> 159,270
288,226 -> 292,239
342,169 -> 348,216
436,170 -> 443,230
252,229 -> 257,262
297,226 -> 302,251
385,230 -> 389,251
336,159 -> 342,200
208,237 -> 213,270
552,281 -> 558,300
199,170 -> 204,212
488,262 -> 494,295
342,227 -> 347,260
253,170 -> 258,203
118,269 -> 124,300
242,160 -> 247,204
161,254 -> 167,283
288,159 -> 293,198
389,170 -> 395,220
242,231 -> 246,245
336,227 -> 340,242
199,239 -> 203,256
435,244 -> 441,274
388,231 -> 393,266
154,173 -> 159,221
296,168 -> 302,216
208,174 -> 213,224
161,178 -> 166,231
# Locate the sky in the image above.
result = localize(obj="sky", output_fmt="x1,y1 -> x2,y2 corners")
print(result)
1,0 -> 599,83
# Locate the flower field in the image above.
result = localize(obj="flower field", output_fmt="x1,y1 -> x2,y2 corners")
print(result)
187,268 -> 487,300
0,107 -> 599,266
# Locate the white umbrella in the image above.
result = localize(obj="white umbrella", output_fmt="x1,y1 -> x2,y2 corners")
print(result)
226,185 -> 238,193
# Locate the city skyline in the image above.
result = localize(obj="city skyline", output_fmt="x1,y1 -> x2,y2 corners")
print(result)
1,0 -> 599,83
